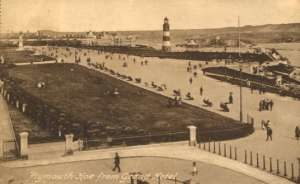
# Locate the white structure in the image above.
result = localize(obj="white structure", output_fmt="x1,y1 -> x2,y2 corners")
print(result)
82,31 -> 97,46
187,125 -> 197,146
65,134 -> 74,155
16,34 -> 24,51
19,132 -> 29,159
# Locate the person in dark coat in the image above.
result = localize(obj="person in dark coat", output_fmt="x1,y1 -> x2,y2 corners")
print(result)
295,126 -> 299,140
269,100 -> 274,111
228,92 -> 233,104
266,127 -> 273,141
112,152 -> 121,172
200,86 -> 203,96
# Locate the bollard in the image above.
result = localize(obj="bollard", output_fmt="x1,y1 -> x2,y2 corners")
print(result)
208,141 -> 211,152
204,142 -> 206,150
263,155 -> 266,170
284,161 -> 287,177
292,163 -> 295,181
19,132 -> 29,159
158,176 -> 161,184
218,142 -> 221,155
250,151 -> 253,166
256,153 -> 259,168
229,145 -> 232,159
270,157 -> 273,172
198,142 -> 201,149
224,144 -> 227,157
234,147 -> 237,160
244,150 -> 247,164
213,142 -> 216,153
276,159 -> 280,175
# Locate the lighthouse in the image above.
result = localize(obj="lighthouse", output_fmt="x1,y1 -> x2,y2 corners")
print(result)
162,17 -> 171,52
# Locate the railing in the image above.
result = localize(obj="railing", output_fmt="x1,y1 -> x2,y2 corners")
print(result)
196,141 -> 299,183
1,91 -> 20,158
83,132 -> 189,150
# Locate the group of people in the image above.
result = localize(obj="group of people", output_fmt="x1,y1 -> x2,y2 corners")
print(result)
258,98 -> 274,111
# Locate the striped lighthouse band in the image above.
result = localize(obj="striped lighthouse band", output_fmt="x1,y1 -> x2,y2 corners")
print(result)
163,23 -> 170,31
163,31 -> 170,37
163,41 -> 171,47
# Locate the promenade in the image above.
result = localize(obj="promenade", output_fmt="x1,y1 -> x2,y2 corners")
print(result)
0,142 -> 294,184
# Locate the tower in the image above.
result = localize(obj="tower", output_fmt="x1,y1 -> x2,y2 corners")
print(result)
162,17 -> 171,52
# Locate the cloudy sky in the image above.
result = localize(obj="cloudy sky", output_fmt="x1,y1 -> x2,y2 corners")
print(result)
2,0 -> 300,32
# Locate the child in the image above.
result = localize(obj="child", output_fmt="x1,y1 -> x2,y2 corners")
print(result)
192,162 -> 198,176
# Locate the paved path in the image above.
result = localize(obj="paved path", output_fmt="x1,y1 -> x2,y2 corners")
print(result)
0,157 -> 266,184
1,142 -> 294,184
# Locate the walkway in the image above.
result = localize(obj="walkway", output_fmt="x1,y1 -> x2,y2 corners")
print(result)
1,142 -> 294,184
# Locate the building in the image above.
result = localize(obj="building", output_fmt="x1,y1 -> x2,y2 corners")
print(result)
162,17 -> 171,52
81,31 -> 97,46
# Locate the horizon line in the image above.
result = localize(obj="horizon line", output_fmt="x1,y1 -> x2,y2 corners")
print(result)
2,22 -> 300,34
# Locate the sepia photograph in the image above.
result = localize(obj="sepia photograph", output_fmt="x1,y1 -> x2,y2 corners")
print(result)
0,0 -> 300,183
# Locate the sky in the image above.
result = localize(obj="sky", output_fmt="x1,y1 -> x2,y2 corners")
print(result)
1,0 -> 300,32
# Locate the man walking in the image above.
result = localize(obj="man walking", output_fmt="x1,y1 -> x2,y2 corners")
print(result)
112,152 -> 121,172
295,126 -> 299,140
266,127 -> 273,141
200,86 -> 203,96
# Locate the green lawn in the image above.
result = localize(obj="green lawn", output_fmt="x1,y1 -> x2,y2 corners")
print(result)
7,63 -> 252,142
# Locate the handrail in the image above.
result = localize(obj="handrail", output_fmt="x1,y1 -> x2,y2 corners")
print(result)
1,94 -> 20,154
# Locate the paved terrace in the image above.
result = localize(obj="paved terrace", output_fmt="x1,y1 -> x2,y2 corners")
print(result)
0,142 -> 294,184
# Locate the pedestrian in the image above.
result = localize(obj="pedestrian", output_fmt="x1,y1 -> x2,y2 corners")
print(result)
269,100 -> 274,111
266,127 -> 273,141
265,120 -> 271,128
112,152 -> 121,172
295,126 -> 299,140
200,86 -> 203,96
192,162 -> 198,176
189,77 -> 193,84
261,120 -> 265,130
228,92 -> 233,104
259,100 -> 263,111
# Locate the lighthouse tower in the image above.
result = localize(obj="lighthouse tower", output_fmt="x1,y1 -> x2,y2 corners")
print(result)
162,17 -> 171,52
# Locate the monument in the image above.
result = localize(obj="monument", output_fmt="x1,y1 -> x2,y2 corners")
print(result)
16,33 -> 24,51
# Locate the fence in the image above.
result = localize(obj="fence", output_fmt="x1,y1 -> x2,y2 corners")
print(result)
2,140 -> 18,160
196,141 -> 300,183
197,122 -> 254,142
84,132 -> 189,150
1,91 -> 20,160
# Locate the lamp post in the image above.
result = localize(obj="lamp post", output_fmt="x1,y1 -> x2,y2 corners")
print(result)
239,64 -> 243,123
238,16 -> 243,123
297,158 -> 300,183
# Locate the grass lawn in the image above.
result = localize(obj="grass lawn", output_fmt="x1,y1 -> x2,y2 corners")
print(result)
7,63 -> 251,141
0,48 -> 54,64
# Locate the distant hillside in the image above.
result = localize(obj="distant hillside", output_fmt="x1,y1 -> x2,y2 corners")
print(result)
3,23 -> 300,47
115,23 -> 300,47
